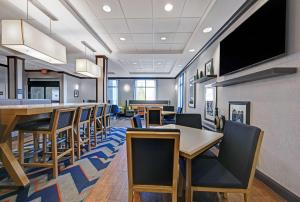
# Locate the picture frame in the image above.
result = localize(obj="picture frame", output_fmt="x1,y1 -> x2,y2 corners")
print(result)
188,77 -> 196,108
74,90 -> 79,98
228,101 -> 250,124
204,86 -> 217,122
205,59 -> 214,76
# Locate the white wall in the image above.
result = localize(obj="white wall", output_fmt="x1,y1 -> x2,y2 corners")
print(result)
181,0 -> 300,196
80,79 -> 97,101
0,66 -> 8,99
116,79 -> 177,106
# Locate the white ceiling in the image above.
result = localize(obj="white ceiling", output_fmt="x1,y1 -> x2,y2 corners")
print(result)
0,0 -> 247,78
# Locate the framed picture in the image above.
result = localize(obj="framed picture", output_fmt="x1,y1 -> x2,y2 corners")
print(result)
74,90 -> 79,98
204,86 -> 217,122
188,77 -> 196,108
205,59 -> 214,76
229,101 -> 250,124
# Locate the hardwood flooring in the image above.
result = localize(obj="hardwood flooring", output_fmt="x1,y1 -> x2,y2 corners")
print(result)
85,118 -> 285,202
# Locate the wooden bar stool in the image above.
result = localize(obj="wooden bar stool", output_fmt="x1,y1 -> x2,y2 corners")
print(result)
74,106 -> 93,160
92,104 -> 105,146
18,108 -> 77,179
104,104 -> 112,138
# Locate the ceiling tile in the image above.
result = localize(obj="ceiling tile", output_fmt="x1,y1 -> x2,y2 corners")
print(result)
132,34 -> 153,43
110,34 -> 133,44
173,33 -> 191,44
154,33 -> 176,44
85,0 -> 125,19
171,43 -> 185,51
127,19 -> 153,33
120,0 -> 153,18
136,43 -> 153,51
181,0 -> 212,18
154,18 -> 180,33
100,19 -> 130,33
153,0 -> 186,18
177,18 -> 199,32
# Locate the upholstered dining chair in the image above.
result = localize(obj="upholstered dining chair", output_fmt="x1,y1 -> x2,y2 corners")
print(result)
74,106 -> 93,160
146,107 -> 162,128
92,104 -> 105,146
191,121 -> 264,202
176,113 -> 202,129
126,128 -> 180,202
130,115 -> 143,128
18,108 -> 77,178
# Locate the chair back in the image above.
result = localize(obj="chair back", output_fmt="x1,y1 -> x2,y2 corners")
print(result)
126,128 -> 180,188
111,105 -> 120,114
77,106 -> 93,124
50,108 -> 77,132
131,115 -> 142,128
95,104 -> 104,118
176,107 -> 183,114
218,121 -> 263,188
105,104 -> 112,115
146,107 -> 162,127
176,113 -> 202,129
163,106 -> 174,112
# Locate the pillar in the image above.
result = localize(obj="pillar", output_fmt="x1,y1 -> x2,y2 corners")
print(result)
7,56 -> 25,99
96,55 -> 108,103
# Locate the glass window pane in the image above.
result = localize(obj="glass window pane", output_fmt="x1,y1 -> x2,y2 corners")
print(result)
46,87 -> 59,102
135,80 -> 145,87
135,87 -> 145,100
146,80 -> 156,87
30,87 -> 44,99
146,88 -> 156,100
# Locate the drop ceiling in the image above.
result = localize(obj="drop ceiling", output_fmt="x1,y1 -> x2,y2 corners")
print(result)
0,0 -> 247,78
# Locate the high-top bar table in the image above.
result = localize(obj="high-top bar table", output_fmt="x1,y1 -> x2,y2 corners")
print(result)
0,103 -> 101,187
86,124 -> 223,202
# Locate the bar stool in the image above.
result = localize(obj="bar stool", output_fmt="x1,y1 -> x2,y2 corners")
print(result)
92,104 -> 105,146
104,104 -> 112,137
146,107 -> 162,128
74,106 -> 93,160
18,108 -> 77,178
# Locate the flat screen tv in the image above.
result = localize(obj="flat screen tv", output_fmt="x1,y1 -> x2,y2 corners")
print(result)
219,0 -> 286,76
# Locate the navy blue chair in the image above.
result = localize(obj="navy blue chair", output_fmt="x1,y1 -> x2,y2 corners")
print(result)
191,121 -> 264,202
111,105 -> 121,119
176,113 -> 202,129
130,115 -> 143,128
126,128 -> 180,202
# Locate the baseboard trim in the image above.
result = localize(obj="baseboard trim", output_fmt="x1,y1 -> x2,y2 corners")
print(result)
255,169 -> 300,202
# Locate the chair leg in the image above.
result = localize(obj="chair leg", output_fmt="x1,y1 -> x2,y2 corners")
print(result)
77,126 -> 81,160
70,128 -> 75,165
52,132 -> 58,179
172,190 -> 178,202
33,132 -> 39,162
87,123 -> 91,151
18,131 -> 24,165
128,188 -> 133,202
244,193 -> 249,202
42,134 -> 47,162
94,120 -> 97,146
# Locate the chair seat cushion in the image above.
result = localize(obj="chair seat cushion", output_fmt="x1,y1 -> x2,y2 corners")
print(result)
192,158 -> 244,188
16,118 -> 51,131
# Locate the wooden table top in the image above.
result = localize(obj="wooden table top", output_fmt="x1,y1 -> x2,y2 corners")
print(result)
161,111 -> 176,116
156,124 -> 223,159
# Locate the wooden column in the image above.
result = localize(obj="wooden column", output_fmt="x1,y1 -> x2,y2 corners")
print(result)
96,55 -> 108,103
7,56 -> 25,99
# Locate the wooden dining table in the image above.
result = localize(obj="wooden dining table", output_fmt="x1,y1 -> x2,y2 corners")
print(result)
86,124 -> 223,202
0,103 -> 100,187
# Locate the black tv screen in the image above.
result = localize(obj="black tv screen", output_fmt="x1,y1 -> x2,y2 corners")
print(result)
219,0 -> 286,76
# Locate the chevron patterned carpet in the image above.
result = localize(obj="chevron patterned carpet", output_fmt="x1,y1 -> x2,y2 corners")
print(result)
0,127 -> 126,202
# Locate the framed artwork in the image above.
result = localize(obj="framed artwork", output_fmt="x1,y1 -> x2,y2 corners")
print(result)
204,86 -> 217,122
205,59 -> 214,76
74,90 -> 79,98
188,77 -> 196,108
228,101 -> 250,124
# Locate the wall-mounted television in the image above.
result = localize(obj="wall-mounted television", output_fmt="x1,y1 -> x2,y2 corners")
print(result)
219,0 -> 286,76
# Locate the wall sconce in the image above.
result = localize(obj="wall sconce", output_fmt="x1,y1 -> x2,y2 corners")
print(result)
124,84 -> 130,92
175,84 -> 178,91
74,84 -> 79,90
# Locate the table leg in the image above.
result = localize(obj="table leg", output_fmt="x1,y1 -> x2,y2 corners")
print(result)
185,158 -> 192,202
0,143 -> 29,186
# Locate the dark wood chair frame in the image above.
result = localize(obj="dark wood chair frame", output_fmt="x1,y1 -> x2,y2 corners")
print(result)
126,130 -> 180,202
146,107 -> 162,128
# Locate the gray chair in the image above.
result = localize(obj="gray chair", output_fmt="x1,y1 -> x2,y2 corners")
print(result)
126,128 -> 180,202
191,121 -> 264,202
176,113 -> 202,129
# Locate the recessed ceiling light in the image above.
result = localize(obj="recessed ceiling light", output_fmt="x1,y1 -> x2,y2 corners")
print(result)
164,3 -> 173,12
189,49 -> 195,52
157,62 -> 161,65
133,62 -> 137,65
120,37 -> 126,41
203,27 -> 213,33
178,64 -> 182,67
160,37 -> 167,41
102,5 -> 111,13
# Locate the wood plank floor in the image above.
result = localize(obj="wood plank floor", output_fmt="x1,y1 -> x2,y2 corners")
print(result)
85,118 -> 285,202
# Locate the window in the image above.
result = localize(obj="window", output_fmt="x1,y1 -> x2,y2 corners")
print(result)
177,73 -> 184,108
134,80 -> 156,100
107,80 -> 118,105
